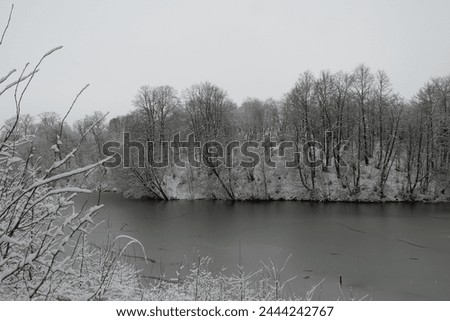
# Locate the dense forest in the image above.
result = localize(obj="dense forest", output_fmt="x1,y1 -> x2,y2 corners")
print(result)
5,66 -> 450,202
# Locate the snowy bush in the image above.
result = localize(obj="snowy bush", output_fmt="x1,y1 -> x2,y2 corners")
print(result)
0,117 -> 117,300
0,5 -> 128,299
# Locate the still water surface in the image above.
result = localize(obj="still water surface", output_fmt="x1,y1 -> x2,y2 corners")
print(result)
77,192 -> 450,300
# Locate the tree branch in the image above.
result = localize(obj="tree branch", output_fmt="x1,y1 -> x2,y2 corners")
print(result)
0,4 -> 13,47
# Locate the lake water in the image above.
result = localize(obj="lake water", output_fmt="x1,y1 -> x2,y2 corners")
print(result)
77,192 -> 450,300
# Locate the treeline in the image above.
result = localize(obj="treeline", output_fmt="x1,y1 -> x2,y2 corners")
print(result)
6,64 -> 450,201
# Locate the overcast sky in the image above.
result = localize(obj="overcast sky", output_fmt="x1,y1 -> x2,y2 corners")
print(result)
1,0 -> 449,124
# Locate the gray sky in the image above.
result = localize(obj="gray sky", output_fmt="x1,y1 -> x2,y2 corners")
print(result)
1,0 -> 449,125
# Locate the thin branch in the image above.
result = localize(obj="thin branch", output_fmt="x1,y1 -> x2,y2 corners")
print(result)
45,112 -> 109,177
59,84 -> 90,138
0,69 -> 37,97
0,4 -> 14,47
0,69 -> 16,85
17,46 -> 63,107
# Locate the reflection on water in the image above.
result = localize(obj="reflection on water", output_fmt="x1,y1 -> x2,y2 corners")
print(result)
76,192 -> 450,300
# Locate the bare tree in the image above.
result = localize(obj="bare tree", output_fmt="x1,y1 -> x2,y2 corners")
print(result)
184,82 -> 237,200
284,71 -> 317,192
374,70 -> 393,168
352,64 -> 374,166
133,85 -> 179,144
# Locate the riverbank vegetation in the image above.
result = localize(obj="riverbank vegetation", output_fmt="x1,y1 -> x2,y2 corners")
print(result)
3,0 -> 449,204
6,71 -> 450,202
111,68 -> 450,202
